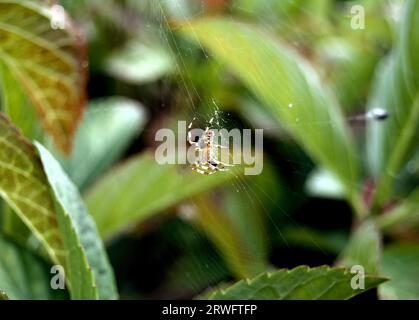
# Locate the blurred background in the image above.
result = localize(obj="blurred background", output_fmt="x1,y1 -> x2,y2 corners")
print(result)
11,0 -> 410,299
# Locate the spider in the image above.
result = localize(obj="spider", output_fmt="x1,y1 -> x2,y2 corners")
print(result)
187,116 -> 233,175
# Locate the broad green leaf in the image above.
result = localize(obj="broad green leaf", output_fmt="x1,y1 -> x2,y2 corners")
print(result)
179,18 -> 361,214
1,202 -> 39,251
2,97 -> 146,250
0,114 -> 116,299
35,142 -> 118,300
0,113 -> 65,267
379,244 -> 419,300
367,0 -> 419,208
338,220 -> 382,274
0,0 -> 88,153
0,55 -> 45,250
86,153 -> 238,240
232,0 -> 332,39
51,97 -> 147,191
315,37 -> 379,112
105,41 -> 175,84
0,61 -> 42,141
0,235 -> 59,300
202,265 -> 386,300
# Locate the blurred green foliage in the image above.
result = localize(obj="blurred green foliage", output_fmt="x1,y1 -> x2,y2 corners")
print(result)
0,0 -> 418,300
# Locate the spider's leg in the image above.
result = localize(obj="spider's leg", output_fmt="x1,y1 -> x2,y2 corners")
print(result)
192,166 -> 206,174
188,131 -> 200,146
213,144 -> 228,149
207,162 -> 218,170
192,161 -> 210,172
211,158 -> 235,167
188,117 -> 197,130
192,166 -> 216,175
208,162 -> 229,172
205,115 -> 215,132
188,117 -> 201,146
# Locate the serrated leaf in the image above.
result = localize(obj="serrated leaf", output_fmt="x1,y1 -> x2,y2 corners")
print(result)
2,98 -> 146,250
86,153 -> 238,240
35,142 -> 117,300
203,266 -> 386,300
0,235 -> 60,300
338,220 -> 382,274
379,244 -> 419,300
367,0 -> 419,208
0,113 -> 65,267
0,114 -> 116,299
0,0 -> 87,153
179,18 -> 361,213
51,97 -> 147,191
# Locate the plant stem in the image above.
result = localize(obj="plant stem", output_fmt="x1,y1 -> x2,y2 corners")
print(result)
371,94 -> 419,214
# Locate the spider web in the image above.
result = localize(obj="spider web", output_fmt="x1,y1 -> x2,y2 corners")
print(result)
131,0 -> 398,299
86,0 -> 395,298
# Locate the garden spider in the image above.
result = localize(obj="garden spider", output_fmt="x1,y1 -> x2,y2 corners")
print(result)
187,116 -> 233,175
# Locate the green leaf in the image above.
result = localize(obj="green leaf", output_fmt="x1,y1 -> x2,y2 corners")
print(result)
2,98 -> 146,252
179,18 -> 361,214
0,202 -> 40,252
0,60 -> 42,141
315,37 -> 379,112
0,113 -> 65,267
379,244 -> 419,300
35,142 -> 118,300
367,0 -> 419,208
51,97 -> 147,191
338,220 -> 382,274
0,0 -> 87,153
0,114 -> 116,299
105,40 -> 175,84
86,154 -> 238,240
0,235 -> 59,300
202,266 -> 386,300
